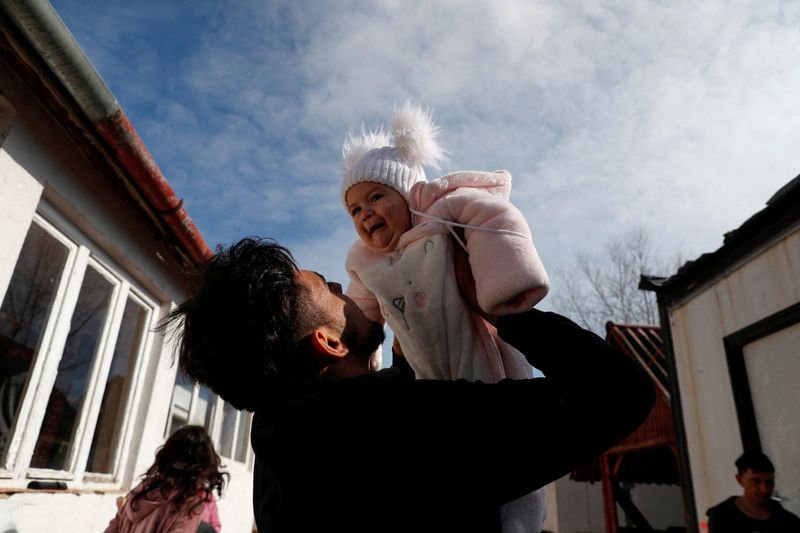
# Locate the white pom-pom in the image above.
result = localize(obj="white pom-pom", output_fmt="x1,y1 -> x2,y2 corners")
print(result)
342,126 -> 391,172
390,101 -> 445,169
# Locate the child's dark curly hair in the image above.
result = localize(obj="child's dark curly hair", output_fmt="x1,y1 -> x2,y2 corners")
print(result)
131,425 -> 228,514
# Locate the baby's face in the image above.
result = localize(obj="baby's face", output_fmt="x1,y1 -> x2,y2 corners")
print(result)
346,182 -> 412,254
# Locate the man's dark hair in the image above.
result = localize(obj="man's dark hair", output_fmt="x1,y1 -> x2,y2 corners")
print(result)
735,450 -> 775,474
161,238 -> 327,411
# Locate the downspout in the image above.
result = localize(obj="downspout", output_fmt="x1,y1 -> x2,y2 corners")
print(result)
640,276 -> 699,533
0,0 -> 211,265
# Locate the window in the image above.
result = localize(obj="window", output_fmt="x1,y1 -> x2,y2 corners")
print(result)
234,409 -> 252,463
166,376 -> 253,466
0,214 -> 156,485
725,302 -> 800,517
165,372 -> 192,437
86,297 -> 148,474
191,385 -> 216,430
221,400 -> 252,464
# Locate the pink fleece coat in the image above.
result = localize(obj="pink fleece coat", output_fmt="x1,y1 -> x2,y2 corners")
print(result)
345,169 -> 549,381
104,483 -> 204,533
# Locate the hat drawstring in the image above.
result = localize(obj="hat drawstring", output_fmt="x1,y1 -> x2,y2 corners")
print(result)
408,208 -> 530,253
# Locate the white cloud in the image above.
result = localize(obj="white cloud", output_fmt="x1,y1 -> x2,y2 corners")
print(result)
285,0 -> 800,277
56,0 -> 800,294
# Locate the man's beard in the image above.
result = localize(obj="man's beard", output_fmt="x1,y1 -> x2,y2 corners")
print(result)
341,316 -> 385,362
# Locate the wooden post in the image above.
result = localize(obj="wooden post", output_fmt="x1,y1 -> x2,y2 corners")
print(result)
601,454 -> 618,533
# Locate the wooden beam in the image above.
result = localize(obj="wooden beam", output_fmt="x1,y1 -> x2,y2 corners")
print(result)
601,454 -> 618,533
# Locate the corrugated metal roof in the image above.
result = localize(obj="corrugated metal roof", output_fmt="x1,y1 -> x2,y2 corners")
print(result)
606,322 -> 669,401
641,173 -> 800,303
571,322 -> 679,484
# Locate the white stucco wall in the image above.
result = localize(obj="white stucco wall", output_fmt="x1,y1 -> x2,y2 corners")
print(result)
542,477 -> 605,532
218,461 -> 256,533
0,102 -> 42,302
0,42 -> 253,533
0,491 -> 122,531
630,483 -> 684,529
667,225 -> 800,529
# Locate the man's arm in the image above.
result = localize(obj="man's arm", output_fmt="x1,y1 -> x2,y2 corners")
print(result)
316,308 -> 655,506
491,309 -> 655,501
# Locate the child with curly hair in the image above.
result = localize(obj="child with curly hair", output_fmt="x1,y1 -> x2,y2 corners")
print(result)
105,425 -> 227,533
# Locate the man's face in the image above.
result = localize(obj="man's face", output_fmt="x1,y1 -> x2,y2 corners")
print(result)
346,182 -> 412,254
296,270 -> 384,361
736,468 -> 775,505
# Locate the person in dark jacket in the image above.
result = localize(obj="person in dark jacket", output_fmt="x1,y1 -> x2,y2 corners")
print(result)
707,451 -> 800,532
163,237 -> 655,533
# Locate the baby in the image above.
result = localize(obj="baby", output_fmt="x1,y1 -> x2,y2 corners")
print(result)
341,102 -> 550,533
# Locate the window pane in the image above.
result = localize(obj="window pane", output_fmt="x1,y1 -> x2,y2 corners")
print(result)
191,385 -> 215,432
86,298 -> 147,473
31,266 -> 113,470
166,372 -> 192,437
743,322 -> 800,517
235,412 -> 251,463
219,402 -> 236,458
0,224 -> 68,463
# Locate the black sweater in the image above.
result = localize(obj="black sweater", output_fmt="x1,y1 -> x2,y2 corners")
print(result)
251,310 -> 655,533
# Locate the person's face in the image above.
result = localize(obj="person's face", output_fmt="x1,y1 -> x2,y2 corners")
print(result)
736,468 -> 775,505
297,269 -> 349,331
345,182 -> 412,254
296,270 -> 384,360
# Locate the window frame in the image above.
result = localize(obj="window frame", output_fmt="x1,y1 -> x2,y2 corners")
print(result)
0,214 -> 79,479
724,301 -> 800,452
82,289 -> 156,485
0,211 -> 159,488
214,398 -> 253,467
166,380 -> 254,468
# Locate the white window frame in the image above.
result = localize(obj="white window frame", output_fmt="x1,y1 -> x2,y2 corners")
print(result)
166,381 -> 254,468
82,289 -> 155,486
217,401 -> 253,465
0,212 -> 159,489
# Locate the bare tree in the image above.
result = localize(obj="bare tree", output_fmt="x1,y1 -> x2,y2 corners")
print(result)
551,227 -> 677,334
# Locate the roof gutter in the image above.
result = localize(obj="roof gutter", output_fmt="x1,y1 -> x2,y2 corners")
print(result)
0,0 -> 211,265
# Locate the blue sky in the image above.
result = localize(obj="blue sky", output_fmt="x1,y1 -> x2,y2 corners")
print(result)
51,0 -> 800,296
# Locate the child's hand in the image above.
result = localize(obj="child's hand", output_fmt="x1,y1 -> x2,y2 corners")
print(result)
452,233 -> 498,327
500,291 -> 532,311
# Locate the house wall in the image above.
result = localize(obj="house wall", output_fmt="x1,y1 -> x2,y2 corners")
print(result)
667,225 -> 800,529
542,477 -> 605,532
0,99 -> 40,304
630,483 -> 684,529
0,46 -> 253,533
542,477 -> 683,532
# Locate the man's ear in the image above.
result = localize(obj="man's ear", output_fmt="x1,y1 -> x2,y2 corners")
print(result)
309,327 -> 348,361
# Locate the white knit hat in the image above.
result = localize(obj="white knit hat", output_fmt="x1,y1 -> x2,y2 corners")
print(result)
341,102 -> 446,206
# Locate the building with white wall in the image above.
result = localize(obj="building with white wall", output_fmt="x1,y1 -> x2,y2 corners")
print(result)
0,2 -> 255,531
643,174 -> 800,532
